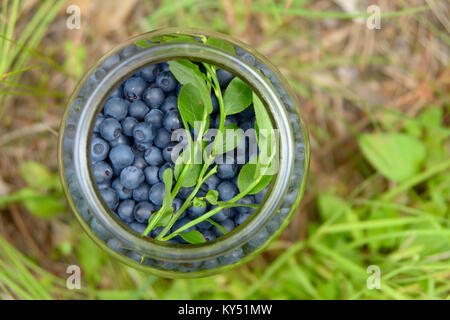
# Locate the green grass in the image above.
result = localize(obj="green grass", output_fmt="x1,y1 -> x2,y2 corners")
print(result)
0,0 -> 448,300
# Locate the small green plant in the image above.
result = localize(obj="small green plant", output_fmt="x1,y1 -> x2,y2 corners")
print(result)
140,39 -> 276,244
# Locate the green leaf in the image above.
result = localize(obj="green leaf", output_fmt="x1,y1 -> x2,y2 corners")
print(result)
192,197 -> 206,208
12,188 -> 64,218
20,161 -> 60,191
205,190 -> 219,205
253,92 -> 272,131
223,77 -> 253,115
143,168 -> 174,233
253,92 -> 277,175
168,60 -> 206,88
162,168 -> 173,208
214,124 -> 244,154
237,158 -> 273,194
178,230 -> 206,244
134,39 -> 153,48
358,133 -> 426,182
174,147 -> 202,188
205,36 -> 235,54
178,83 -> 211,129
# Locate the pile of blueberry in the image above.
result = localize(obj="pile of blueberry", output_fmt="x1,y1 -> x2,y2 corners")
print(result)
90,61 -> 267,244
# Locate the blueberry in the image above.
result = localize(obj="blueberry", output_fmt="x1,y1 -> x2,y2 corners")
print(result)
124,77 -> 147,101
107,238 -> 128,254
93,113 -> 104,133
133,183 -> 150,202
172,217 -> 195,243
153,128 -> 171,148
90,218 -> 110,241
202,258 -> 219,270
176,83 -> 183,95
158,62 -> 170,72
99,117 -> 122,141
134,141 -> 153,151
144,166 -> 159,185
121,116 -> 138,136
235,212 -> 251,226
196,220 -> 212,231
133,201 -> 155,223
144,109 -> 163,128
99,186 -> 118,210
178,187 -> 194,200
92,161 -> 113,184
213,218 -> 235,237
129,222 -> 147,234
216,68 -> 234,88
240,120 -> 253,132
151,226 -> 164,238
143,86 -> 165,108
172,198 -> 186,219
101,53 -> 120,71
109,84 -> 123,99
254,186 -> 268,204
148,182 -> 165,206
117,199 -> 135,222
215,114 -> 238,128
128,100 -> 149,120
241,52 -> 256,66
90,137 -> 110,162
238,106 -> 255,123
217,164 -> 238,180
133,122 -> 156,143
109,134 -> 130,148
217,181 -> 238,201
119,44 -> 137,59
139,64 -> 159,82
120,166 -> 144,190
236,195 -> 255,214
112,179 -> 132,200
156,71 -> 177,92
202,230 -> 216,242
103,97 -> 128,121
218,248 -> 244,265
158,162 -> 173,182
109,144 -> 135,170
132,153 -> 148,170
244,228 -> 270,253
188,204 -> 207,219
160,96 -> 178,113
204,174 -> 221,190
211,206 -> 235,222
162,111 -> 181,132
144,146 -> 163,166
162,144 -> 175,163
211,93 -> 219,113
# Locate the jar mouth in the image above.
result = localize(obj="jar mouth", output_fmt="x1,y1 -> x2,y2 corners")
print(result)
69,32 -> 295,262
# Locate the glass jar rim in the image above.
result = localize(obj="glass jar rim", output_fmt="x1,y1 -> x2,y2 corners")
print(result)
62,29 -> 295,262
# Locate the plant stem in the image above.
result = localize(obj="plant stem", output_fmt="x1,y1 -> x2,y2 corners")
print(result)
161,176 -> 263,241
155,165 -> 218,240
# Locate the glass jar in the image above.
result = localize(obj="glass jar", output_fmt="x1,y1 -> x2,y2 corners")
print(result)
58,28 -> 309,278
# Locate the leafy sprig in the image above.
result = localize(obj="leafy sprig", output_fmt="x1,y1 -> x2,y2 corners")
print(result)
142,41 -> 276,243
